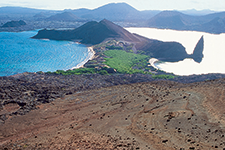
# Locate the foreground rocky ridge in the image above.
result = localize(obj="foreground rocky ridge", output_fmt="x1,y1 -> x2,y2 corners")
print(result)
1,72 -> 225,124
1,74 -> 225,149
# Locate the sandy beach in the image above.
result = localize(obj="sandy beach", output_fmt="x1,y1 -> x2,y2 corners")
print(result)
149,58 -> 159,70
70,46 -> 95,70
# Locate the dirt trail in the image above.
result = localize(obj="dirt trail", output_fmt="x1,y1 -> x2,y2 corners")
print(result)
1,79 -> 225,149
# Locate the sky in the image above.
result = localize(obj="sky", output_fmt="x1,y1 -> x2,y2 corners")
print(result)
0,0 -> 225,11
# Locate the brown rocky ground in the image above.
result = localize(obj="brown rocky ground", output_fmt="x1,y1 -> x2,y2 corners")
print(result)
1,78 -> 225,150
2,72 -> 224,123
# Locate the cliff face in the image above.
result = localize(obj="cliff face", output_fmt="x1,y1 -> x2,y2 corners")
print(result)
134,34 -> 189,62
190,36 -> 204,63
147,41 -> 188,62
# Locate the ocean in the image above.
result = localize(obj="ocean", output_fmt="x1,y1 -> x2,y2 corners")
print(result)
0,30 -> 90,76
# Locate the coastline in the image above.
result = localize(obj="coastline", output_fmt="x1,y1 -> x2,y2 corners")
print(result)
149,58 -> 159,70
70,46 -> 95,70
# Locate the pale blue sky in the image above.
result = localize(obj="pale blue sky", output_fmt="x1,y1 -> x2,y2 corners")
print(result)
0,0 -> 224,11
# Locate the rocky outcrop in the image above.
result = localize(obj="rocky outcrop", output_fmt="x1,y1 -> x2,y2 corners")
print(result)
1,20 -> 26,28
190,36 -> 204,63
134,33 -> 189,62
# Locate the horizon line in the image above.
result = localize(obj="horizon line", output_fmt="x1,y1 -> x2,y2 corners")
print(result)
0,2 -> 223,12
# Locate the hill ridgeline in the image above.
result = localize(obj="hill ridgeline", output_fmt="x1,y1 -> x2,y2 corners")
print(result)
33,19 -> 203,63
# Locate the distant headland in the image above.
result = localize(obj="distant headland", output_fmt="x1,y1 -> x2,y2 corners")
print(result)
33,19 -> 204,63
1,20 -> 26,28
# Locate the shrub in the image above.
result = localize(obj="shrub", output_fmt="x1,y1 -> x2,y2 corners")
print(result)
103,50 -> 150,74
152,74 -> 175,79
98,70 -> 109,75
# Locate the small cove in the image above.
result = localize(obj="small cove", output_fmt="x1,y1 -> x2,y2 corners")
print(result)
126,27 -> 225,75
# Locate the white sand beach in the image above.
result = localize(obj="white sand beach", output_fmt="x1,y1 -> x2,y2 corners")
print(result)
149,58 -> 159,70
70,47 -> 95,70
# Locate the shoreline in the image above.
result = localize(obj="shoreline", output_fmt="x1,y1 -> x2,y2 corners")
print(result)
149,58 -> 159,70
70,46 -> 95,70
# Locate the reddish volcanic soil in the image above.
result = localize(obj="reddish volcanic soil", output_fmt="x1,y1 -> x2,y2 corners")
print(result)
1,79 -> 225,150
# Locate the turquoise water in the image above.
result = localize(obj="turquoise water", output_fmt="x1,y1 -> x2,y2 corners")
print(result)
0,30 -> 89,76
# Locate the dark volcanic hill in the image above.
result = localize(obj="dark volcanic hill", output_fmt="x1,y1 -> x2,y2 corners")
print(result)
89,2 -> 139,21
46,12 -> 82,22
147,10 -> 225,33
33,19 -> 140,44
0,3 -> 159,22
69,3 -> 160,22
33,12 -> 47,19
147,11 -> 206,30
181,9 -> 218,16
148,11 -> 187,29
0,6 -> 59,20
198,17 -> 225,34
0,7 -> 45,15
1,20 -> 26,27
33,19 -> 203,62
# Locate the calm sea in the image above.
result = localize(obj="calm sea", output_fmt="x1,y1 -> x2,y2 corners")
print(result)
126,27 -> 225,76
0,30 -> 90,76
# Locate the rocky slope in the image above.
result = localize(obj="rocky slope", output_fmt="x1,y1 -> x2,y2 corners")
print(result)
32,19 -> 141,44
190,36 -> 204,63
1,72 -> 225,123
1,75 -> 225,149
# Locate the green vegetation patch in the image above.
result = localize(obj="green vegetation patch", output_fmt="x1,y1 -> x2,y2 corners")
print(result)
47,68 -> 109,75
103,50 -> 151,74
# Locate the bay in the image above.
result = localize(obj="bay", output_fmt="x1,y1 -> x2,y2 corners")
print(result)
126,27 -> 225,76
0,30 -> 90,76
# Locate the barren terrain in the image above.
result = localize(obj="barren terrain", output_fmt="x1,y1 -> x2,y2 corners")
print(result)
1,77 -> 225,149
